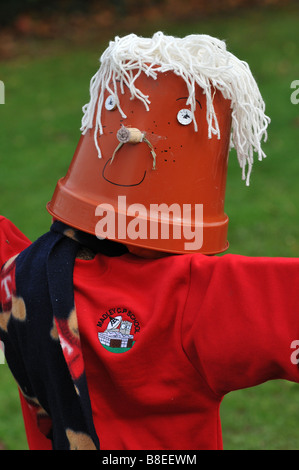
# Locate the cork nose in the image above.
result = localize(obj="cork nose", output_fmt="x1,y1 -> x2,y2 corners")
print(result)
112,126 -> 157,170
116,126 -> 143,144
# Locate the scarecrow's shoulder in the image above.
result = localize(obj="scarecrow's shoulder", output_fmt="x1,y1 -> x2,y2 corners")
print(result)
0,216 -> 31,268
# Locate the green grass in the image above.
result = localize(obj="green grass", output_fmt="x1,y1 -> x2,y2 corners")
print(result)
0,365 -> 28,450
1,3 -> 299,450
221,380 -> 299,450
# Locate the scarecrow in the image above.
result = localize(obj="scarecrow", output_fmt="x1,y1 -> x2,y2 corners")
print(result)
1,32 -> 299,451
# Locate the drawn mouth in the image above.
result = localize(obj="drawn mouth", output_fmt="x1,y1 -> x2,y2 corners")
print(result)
102,158 -> 147,187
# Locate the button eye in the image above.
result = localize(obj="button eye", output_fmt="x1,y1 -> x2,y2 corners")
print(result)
177,109 -> 193,125
105,95 -> 117,111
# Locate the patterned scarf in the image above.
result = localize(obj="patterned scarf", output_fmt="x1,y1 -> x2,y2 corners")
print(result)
0,220 -> 127,450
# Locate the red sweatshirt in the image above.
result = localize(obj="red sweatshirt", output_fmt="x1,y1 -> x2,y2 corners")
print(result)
1,215 -> 299,450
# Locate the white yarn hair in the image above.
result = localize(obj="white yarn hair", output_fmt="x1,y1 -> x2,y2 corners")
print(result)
80,31 -> 270,185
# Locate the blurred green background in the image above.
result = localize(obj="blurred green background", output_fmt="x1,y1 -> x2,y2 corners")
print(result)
0,0 -> 299,450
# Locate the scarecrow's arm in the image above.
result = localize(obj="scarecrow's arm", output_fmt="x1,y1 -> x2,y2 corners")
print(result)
182,254 -> 299,396
0,216 -> 31,267
0,217 -> 51,449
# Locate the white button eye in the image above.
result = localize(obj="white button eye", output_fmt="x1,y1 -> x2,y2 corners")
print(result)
177,109 -> 193,125
105,95 -> 117,111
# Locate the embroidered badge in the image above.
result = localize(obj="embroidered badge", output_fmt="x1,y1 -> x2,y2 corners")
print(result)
97,307 -> 140,353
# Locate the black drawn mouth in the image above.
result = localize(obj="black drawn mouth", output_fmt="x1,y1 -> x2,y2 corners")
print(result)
102,158 -> 147,187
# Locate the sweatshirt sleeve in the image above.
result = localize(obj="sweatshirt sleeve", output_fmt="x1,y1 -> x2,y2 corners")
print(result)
182,254 -> 299,397
0,216 -> 31,268
0,218 -> 52,449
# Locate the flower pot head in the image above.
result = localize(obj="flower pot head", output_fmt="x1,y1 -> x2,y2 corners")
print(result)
47,32 -> 270,254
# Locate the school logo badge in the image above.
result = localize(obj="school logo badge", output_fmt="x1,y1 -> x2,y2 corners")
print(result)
97,307 -> 140,354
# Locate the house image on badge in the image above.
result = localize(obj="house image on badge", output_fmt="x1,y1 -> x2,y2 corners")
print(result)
98,315 -> 134,350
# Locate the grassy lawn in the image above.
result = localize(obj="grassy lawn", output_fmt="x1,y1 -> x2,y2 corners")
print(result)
0,3 -> 299,450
